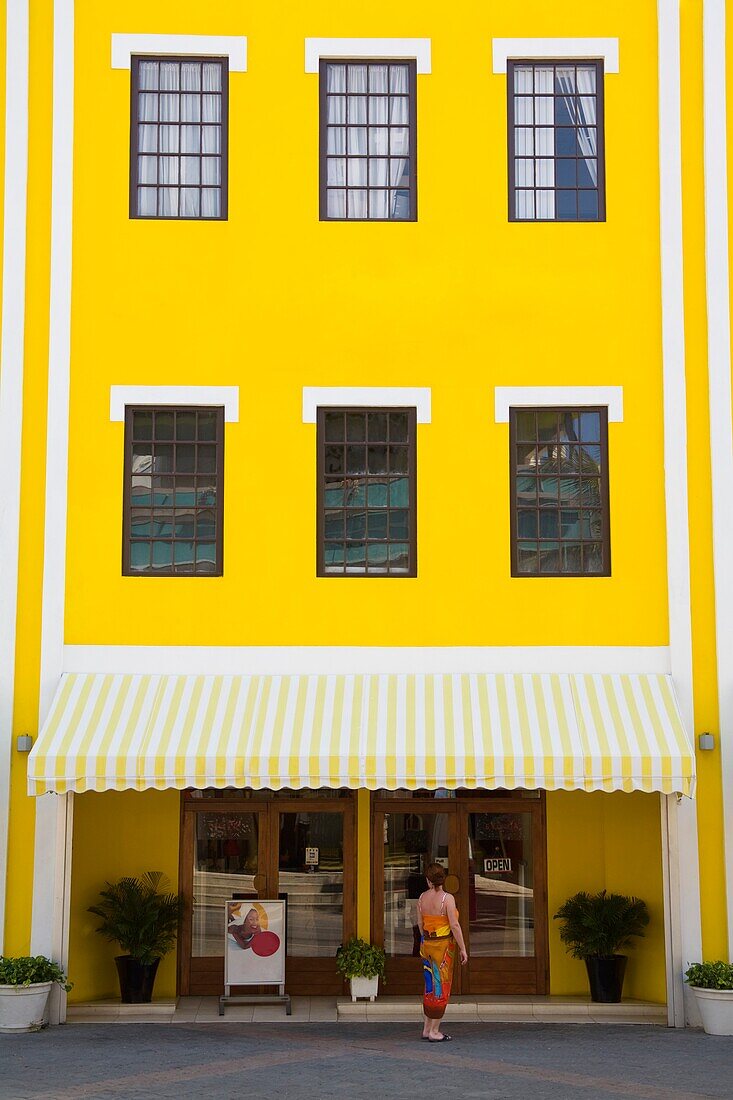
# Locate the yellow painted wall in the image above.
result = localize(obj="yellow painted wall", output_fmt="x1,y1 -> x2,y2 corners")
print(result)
682,0 -> 728,960
65,0 -> 668,650
67,790 -> 180,1003
546,791 -> 666,1002
4,0 -> 53,954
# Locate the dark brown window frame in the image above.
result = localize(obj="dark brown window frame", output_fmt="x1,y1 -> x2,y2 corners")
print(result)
507,59 -> 606,223
129,54 -> 229,221
316,406 -> 418,578
509,406 -> 611,578
122,405 -> 225,578
318,58 -> 418,222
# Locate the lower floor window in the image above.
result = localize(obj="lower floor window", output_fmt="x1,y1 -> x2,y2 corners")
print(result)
123,405 -> 224,576
510,406 -> 610,576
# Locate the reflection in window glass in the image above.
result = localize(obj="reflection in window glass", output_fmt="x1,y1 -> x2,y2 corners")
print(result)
319,408 -> 416,576
125,406 -> 223,576
279,813 -> 344,957
509,60 -> 604,222
467,812 -> 534,957
511,407 -> 609,576
193,812 -> 259,956
383,812 -> 450,956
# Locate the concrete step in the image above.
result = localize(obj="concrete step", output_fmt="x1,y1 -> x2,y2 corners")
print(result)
336,996 -> 668,1026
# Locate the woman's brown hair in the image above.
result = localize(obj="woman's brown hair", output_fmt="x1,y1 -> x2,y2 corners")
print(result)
425,862 -> 447,886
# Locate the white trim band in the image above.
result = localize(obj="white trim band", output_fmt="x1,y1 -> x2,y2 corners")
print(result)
111,34 -> 248,70
303,386 -> 431,423
492,37 -> 620,73
110,386 -> 240,421
63,644 -> 672,676
305,38 -> 431,73
494,386 -> 623,421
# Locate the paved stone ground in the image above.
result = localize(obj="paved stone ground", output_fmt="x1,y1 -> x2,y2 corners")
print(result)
1,1022 -> 731,1100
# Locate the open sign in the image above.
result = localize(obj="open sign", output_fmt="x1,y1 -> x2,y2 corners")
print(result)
484,857 -> 512,874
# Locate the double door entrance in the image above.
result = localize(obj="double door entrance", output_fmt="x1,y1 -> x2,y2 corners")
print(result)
373,794 -> 548,995
179,790 -> 547,997
179,792 -> 355,996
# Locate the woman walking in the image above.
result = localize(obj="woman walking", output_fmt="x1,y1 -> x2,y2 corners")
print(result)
417,862 -> 468,1042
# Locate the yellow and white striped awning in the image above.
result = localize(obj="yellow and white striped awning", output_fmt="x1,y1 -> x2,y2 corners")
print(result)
27,672 -> 695,797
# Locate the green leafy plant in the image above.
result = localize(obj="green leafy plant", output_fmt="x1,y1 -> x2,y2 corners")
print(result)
88,871 -> 183,966
553,891 -> 650,959
685,961 -> 733,990
336,937 -> 387,982
0,956 -> 72,991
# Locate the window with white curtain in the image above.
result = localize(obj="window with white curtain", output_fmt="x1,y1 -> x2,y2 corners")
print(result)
130,56 -> 228,220
320,60 -> 417,221
508,60 -> 605,222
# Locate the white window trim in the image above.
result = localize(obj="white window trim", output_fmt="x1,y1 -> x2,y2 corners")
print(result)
492,37 -> 619,74
111,34 -> 248,70
110,386 -> 240,421
302,386 -> 431,423
305,38 -> 431,74
494,386 -> 623,422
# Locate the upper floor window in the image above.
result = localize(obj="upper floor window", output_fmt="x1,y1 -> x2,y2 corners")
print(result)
318,408 -> 416,576
123,407 -> 224,576
510,407 -> 610,576
508,60 -> 605,222
320,60 -> 416,221
130,56 -> 228,220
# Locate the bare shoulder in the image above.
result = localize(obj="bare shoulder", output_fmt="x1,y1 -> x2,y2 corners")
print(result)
445,891 -> 458,912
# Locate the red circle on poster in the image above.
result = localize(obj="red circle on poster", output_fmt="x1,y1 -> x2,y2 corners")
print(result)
251,931 -> 280,957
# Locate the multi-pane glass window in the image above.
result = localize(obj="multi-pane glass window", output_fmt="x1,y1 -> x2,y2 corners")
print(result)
131,56 -> 227,219
508,60 -> 604,222
320,60 -> 416,221
123,407 -> 223,576
510,408 -> 610,576
318,408 -> 416,576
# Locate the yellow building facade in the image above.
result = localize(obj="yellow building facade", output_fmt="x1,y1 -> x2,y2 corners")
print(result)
0,0 -> 730,1026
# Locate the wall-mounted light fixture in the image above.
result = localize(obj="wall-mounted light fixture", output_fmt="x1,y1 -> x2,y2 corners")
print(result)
698,732 -> 715,751
16,734 -> 33,753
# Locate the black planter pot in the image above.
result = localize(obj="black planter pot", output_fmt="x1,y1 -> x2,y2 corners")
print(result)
115,956 -> 160,1004
585,955 -> 627,1003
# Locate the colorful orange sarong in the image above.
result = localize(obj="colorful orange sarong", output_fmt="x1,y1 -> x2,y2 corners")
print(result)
420,913 -> 456,1020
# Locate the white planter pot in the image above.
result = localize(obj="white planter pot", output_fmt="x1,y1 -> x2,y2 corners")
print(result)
690,987 -> 733,1036
350,976 -> 379,1003
0,983 -> 52,1033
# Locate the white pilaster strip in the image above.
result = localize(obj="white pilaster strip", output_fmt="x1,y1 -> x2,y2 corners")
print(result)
657,0 -> 703,1026
703,0 -> 733,961
0,0 -> 29,952
31,0 -> 75,1022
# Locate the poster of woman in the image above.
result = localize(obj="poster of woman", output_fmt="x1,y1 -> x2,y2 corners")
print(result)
225,900 -> 286,986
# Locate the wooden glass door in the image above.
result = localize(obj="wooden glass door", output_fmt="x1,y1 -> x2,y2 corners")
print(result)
179,793 -> 355,996
372,794 -> 548,997
372,800 -> 462,994
457,799 -> 548,995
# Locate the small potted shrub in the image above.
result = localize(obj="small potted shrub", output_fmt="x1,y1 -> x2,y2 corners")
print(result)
336,937 -> 386,1002
685,961 -> 733,1035
0,956 -> 72,1032
88,871 -> 183,1004
554,890 -> 649,1003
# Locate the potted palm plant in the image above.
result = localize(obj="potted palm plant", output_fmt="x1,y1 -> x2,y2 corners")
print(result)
336,937 -> 387,1002
685,961 -> 733,1035
554,890 -> 649,1003
0,956 -> 71,1032
88,871 -> 183,1004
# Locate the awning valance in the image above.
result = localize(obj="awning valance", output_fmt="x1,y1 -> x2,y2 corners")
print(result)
27,671 -> 695,797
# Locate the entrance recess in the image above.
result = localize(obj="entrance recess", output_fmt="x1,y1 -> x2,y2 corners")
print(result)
179,791 -> 355,996
372,793 -> 548,995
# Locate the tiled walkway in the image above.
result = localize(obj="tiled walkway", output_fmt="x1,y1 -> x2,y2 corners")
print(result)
2,1020 -> 730,1099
